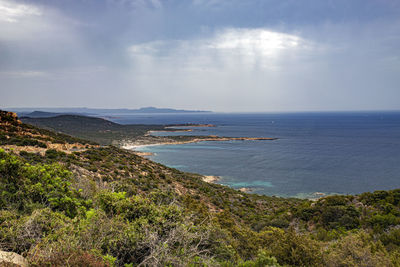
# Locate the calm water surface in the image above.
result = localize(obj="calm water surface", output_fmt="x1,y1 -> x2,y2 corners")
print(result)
109,112 -> 400,198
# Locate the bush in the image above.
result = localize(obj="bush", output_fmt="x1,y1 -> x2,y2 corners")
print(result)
0,208 -> 69,254
31,249 -> 109,266
233,250 -> 281,267
297,196 -> 360,230
380,228 -> 400,251
0,150 -> 88,217
259,227 -> 323,266
367,214 -> 400,231
323,232 -> 391,267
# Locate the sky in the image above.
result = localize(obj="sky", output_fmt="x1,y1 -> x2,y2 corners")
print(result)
0,0 -> 399,112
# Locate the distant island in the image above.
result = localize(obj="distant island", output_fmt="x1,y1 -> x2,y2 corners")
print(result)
9,106 -> 212,117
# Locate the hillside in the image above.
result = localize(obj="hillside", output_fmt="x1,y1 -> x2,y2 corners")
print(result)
21,115 -> 166,145
1,110 -> 400,266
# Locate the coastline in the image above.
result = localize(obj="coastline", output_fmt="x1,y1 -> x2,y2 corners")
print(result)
120,124 -> 278,192
146,129 -> 193,136
122,135 -> 278,150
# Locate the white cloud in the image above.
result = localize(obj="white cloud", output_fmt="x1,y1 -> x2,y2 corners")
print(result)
123,26 -> 400,112
207,28 -> 307,57
0,0 -> 75,42
123,28 -> 316,111
0,0 -> 90,72
0,0 -> 41,23
128,28 -> 311,72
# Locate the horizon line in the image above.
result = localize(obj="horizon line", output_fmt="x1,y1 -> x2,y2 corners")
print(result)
3,107 -> 400,114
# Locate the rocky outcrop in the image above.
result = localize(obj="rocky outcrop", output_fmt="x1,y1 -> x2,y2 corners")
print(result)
202,175 -> 220,183
0,251 -> 28,267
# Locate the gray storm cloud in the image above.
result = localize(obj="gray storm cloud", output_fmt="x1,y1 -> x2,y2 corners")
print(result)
0,0 -> 399,111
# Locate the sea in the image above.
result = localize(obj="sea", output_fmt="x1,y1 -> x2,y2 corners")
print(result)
108,112 -> 400,198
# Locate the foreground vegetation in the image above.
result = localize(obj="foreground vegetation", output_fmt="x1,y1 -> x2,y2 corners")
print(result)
1,110 -> 400,266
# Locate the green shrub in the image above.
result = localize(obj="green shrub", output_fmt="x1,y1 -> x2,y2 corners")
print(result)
259,227 -> 323,266
367,214 -> 399,231
0,208 -> 69,254
323,231 -> 391,267
0,150 -> 88,217
233,250 -> 281,267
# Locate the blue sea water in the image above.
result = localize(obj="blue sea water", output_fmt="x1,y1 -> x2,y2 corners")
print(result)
109,112 -> 400,198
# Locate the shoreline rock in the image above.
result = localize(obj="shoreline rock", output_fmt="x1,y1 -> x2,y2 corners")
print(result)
239,187 -> 253,193
202,175 -> 220,183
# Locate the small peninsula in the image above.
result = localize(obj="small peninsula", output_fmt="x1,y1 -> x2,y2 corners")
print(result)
122,134 -> 278,150
20,115 -> 278,149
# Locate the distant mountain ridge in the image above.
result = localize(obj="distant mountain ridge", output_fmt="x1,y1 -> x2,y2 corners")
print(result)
9,106 -> 211,115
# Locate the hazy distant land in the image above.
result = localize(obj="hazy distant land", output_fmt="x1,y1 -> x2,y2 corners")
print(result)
9,106 -> 211,117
